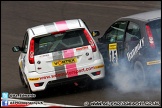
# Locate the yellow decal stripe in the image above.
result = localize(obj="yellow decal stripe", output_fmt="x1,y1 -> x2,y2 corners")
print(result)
28,78 -> 40,81
147,60 -> 161,65
94,65 -> 104,69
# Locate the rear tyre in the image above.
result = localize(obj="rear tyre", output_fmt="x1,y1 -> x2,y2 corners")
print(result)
19,67 -> 27,88
77,78 -> 90,90
133,61 -> 147,87
89,78 -> 105,90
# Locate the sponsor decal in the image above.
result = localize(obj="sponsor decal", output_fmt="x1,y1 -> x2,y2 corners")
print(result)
127,37 -> 144,61
147,60 -> 161,65
51,73 -> 66,78
39,76 -> 51,80
52,57 -> 77,66
28,78 -> 40,81
28,64 -> 104,81
76,46 -> 88,51
39,54 -> 49,57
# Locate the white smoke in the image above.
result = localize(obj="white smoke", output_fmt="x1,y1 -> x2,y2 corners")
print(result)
106,59 -> 161,93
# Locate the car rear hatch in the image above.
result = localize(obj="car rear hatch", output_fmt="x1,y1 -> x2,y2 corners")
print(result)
31,28 -> 96,74
145,19 -> 161,58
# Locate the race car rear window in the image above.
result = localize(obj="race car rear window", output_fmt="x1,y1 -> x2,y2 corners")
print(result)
147,19 -> 161,43
34,29 -> 90,55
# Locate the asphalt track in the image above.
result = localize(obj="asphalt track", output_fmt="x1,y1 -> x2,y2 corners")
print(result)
1,1 -> 161,107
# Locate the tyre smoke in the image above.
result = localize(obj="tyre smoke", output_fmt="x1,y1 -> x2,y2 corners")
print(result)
106,59 -> 161,93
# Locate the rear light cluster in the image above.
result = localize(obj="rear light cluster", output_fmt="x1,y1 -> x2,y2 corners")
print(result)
51,30 -> 66,35
83,29 -> 97,52
34,82 -> 44,87
146,25 -> 155,48
92,71 -> 101,76
29,38 -> 35,64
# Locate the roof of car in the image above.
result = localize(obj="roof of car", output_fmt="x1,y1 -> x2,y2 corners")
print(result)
120,9 -> 161,22
29,19 -> 85,36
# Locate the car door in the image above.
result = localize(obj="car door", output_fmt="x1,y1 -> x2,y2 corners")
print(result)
124,21 -> 142,62
98,21 -> 128,68
19,32 -> 29,72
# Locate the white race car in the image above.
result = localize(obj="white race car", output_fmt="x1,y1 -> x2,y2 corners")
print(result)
12,19 -> 105,96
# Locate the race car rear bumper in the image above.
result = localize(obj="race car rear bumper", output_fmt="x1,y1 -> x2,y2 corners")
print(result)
47,74 -> 91,88
27,59 -> 105,92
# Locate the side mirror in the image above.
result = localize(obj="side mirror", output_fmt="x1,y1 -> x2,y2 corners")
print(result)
12,46 -> 21,52
91,30 -> 100,37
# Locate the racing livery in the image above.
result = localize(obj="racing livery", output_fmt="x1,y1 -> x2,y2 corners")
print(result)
12,19 -> 105,95
95,10 -> 161,85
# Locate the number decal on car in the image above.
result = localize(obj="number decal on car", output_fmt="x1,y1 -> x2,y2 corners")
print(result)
108,43 -> 118,65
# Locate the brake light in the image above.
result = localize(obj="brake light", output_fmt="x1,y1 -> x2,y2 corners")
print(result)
29,38 -> 35,64
51,30 -> 66,35
83,29 -> 96,52
146,25 -> 155,48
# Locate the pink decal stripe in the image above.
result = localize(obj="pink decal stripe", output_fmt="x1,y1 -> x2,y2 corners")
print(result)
55,21 -> 69,31
63,49 -> 77,78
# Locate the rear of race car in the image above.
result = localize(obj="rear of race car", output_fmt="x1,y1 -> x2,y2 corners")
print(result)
25,19 -> 105,92
144,18 -> 161,85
